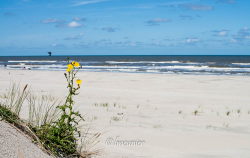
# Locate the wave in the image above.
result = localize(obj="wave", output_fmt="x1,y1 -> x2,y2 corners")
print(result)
4,64 -> 250,71
105,61 -> 183,64
8,60 -> 57,63
232,63 -> 250,66
2,61 -> 250,75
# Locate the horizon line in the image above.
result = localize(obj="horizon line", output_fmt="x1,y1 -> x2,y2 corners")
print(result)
1,54 -> 250,57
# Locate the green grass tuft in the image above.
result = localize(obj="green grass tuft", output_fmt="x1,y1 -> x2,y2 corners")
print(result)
0,104 -> 20,125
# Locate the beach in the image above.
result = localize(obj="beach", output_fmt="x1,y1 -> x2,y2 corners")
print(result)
1,0 -> 250,156
0,69 -> 250,158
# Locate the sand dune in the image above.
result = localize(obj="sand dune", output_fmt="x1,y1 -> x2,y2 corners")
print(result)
0,121 -> 51,158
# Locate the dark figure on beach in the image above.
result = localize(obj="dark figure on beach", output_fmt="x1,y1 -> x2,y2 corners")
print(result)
48,52 -> 52,56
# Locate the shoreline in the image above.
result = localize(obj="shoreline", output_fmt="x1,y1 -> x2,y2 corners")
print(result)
2,68 -> 250,77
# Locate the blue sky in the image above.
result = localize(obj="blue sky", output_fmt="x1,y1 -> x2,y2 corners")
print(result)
0,0 -> 250,55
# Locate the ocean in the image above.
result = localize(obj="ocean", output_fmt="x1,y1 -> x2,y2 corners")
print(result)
1,55 -> 250,75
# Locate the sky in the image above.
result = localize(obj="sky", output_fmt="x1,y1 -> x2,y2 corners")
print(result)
0,0 -> 250,56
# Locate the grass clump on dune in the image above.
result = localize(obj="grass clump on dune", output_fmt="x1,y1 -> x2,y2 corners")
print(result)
0,103 -> 20,125
0,60 -> 100,158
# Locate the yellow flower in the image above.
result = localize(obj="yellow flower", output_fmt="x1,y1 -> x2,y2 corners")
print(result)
68,64 -> 74,69
72,61 -> 80,67
76,79 -> 82,85
67,64 -> 73,72
66,68 -> 71,72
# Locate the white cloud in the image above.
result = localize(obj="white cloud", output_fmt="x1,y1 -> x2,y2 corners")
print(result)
217,31 -> 228,36
230,39 -> 237,43
232,27 -> 250,42
42,18 -> 83,28
185,38 -> 200,44
68,21 -> 82,28
72,0 -> 109,7
51,43 -> 65,48
213,30 -> 229,37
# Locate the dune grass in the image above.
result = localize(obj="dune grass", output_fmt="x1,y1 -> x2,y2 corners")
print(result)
1,83 -> 29,116
0,103 -> 20,125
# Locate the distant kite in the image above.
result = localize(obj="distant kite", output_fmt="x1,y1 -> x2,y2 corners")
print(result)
48,52 -> 52,56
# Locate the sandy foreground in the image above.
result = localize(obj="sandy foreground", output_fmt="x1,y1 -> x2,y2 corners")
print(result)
0,69 -> 250,158
0,121 -> 51,158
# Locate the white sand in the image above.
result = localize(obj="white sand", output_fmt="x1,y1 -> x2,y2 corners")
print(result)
0,121 -> 52,158
0,69 -> 250,158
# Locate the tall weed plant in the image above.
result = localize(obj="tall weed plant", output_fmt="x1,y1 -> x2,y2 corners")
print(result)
33,61 -> 84,157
